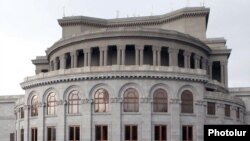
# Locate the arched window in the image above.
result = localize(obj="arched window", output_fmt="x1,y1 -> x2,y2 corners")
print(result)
94,88 -> 109,112
68,90 -> 80,114
47,92 -> 57,115
31,95 -> 38,116
181,90 -> 193,113
153,89 -> 168,112
124,88 -> 139,112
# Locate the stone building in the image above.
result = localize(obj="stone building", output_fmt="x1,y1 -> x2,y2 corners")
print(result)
0,7 -> 250,141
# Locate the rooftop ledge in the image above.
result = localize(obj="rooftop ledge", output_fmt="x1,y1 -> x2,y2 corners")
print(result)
21,65 -> 208,89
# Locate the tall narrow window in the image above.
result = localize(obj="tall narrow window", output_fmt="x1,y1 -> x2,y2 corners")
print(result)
124,88 -> 139,112
31,128 -> 37,141
47,127 -> 56,141
20,107 -> 24,119
153,89 -> 168,112
31,95 -> 38,117
207,102 -> 215,115
181,90 -> 193,113
68,90 -> 80,114
20,129 -> 24,141
182,125 -> 192,141
236,107 -> 240,119
96,125 -> 108,141
47,92 -> 57,115
225,104 -> 230,117
125,125 -> 138,141
155,125 -> 167,141
69,126 -> 80,141
94,89 -> 109,112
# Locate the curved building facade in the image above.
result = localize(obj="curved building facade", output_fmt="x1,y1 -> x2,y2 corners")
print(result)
3,7 -> 248,141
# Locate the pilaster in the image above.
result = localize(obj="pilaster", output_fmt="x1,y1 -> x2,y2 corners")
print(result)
168,48 -> 179,66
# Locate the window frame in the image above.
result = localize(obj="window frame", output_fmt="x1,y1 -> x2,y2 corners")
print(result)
47,92 -> 57,115
153,89 -> 168,113
68,90 -> 80,114
31,128 -> 37,141
31,95 -> 38,117
95,125 -> 108,141
69,126 -> 80,141
47,126 -> 56,141
225,104 -> 231,117
182,125 -> 193,141
20,129 -> 24,141
207,102 -> 216,115
236,107 -> 240,119
154,125 -> 167,141
124,125 -> 138,141
123,88 -> 139,112
94,89 -> 109,113
181,90 -> 194,114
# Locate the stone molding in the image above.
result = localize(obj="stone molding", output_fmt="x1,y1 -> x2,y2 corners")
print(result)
110,98 -> 123,103
140,98 -> 152,103
169,98 -> 181,104
195,100 -> 206,106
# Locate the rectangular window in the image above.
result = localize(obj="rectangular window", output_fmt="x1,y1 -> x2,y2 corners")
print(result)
207,102 -> 216,115
236,107 -> 240,119
155,125 -> 167,141
69,126 -> 80,141
182,125 -> 192,141
47,127 -> 56,141
21,129 -> 24,141
10,133 -> 15,141
225,104 -> 230,117
96,125 -> 108,141
31,128 -> 37,141
125,125 -> 137,141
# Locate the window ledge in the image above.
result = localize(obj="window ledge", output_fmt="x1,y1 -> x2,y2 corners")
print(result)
66,113 -> 82,116
224,117 -> 233,120
45,115 -> 57,118
122,112 -> 141,115
206,115 -> 218,118
93,112 -> 111,115
180,113 -> 196,117
152,112 -> 170,115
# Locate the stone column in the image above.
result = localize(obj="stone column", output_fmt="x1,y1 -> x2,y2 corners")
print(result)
168,48 -> 179,66
153,49 -> 157,66
195,100 -> 206,141
111,98 -> 122,141
37,103 -> 44,141
117,47 -> 121,65
82,99 -> 92,140
59,54 -> 66,69
99,49 -> 104,66
220,61 -> 228,87
139,48 -> 143,65
121,47 -> 125,65
153,46 -> 161,66
70,50 -> 78,68
183,51 -> 191,68
23,105 -> 30,141
135,45 -> 144,65
56,100 -> 66,141
54,58 -> 58,70
194,54 -> 201,69
135,48 -> 139,65
103,47 -> 108,66
99,47 -> 108,66
170,99 -> 181,141
157,48 -> 161,66
84,50 -> 88,67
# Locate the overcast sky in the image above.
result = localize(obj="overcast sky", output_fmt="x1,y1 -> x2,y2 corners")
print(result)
0,0 -> 250,95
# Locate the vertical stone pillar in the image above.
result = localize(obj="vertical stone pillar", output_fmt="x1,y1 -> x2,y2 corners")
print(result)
111,98 -> 122,141
139,48 -> 143,65
54,58 -> 58,70
183,51 -> 191,68
99,47 -> 108,66
117,45 -> 125,65
23,105 -> 30,141
99,49 -> 104,66
157,48 -> 161,66
135,49 -> 139,65
220,61 -> 228,87
141,98 -> 152,141
170,99 -> 181,141
153,46 -> 161,66
121,47 -> 125,65
82,99 -> 92,141
84,48 -> 92,66
117,47 -> 121,65
216,103 -> 225,124
103,47 -> 108,66
153,50 -> 157,66
70,50 -> 78,68
16,110 -> 20,141
168,48 -> 179,66
135,45 -> 144,65
56,100 -> 66,141
194,54 -> 201,69
84,50 -> 88,67
59,54 -> 66,69
37,103 -> 44,141
195,100 -> 206,141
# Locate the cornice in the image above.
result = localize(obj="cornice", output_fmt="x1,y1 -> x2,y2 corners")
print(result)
46,28 -> 211,56
20,66 -> 208,90
58,7 -> 209,28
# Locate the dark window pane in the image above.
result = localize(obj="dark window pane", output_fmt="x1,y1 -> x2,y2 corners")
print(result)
96,126 -> 101,140
155,126 -> 160,140
69,127 -> 74,140
48,128 -> 51,140
125,126 -> 130,140
103,126 -> 108,140
162,126 -> 167,140
182,126 -> 186,140
132,126 -> 137,140
76,127 -> 80,140
53,128 -> 56,140
188,126 -> 192,140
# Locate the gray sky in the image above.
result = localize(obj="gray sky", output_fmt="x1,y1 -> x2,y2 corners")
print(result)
0,0 -> 250,95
